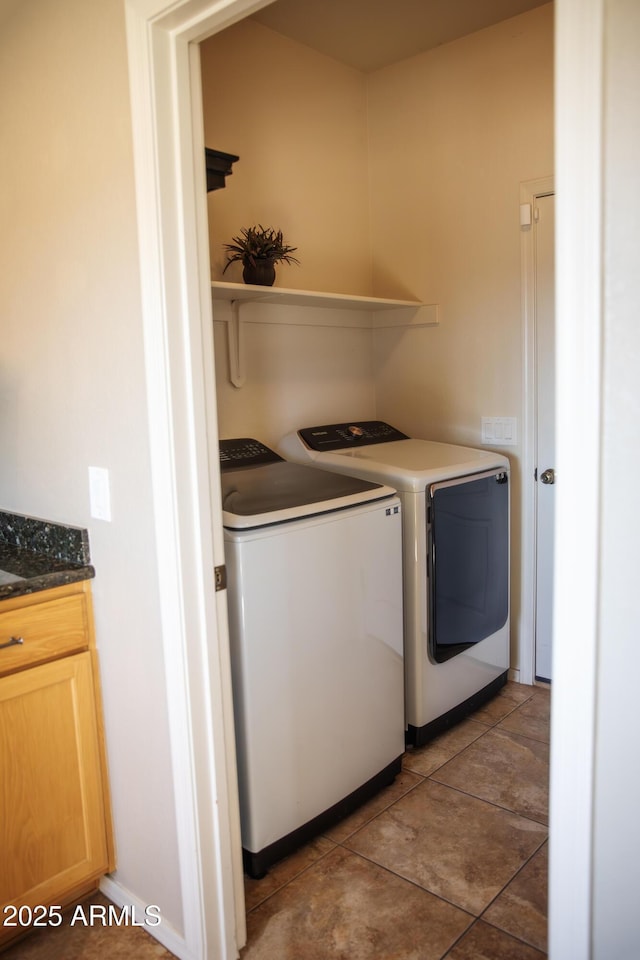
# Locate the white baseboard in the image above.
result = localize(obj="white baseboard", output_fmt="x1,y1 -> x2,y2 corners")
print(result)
99,875 -> 195,960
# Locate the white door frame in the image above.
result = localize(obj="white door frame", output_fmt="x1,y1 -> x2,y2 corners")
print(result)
549,0 -> 603,956
123,0 -> 604,957
124,1 -> 275,957
520,175 -> 554,687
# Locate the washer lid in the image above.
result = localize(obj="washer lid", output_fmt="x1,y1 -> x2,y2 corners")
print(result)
221,459 -> 395,529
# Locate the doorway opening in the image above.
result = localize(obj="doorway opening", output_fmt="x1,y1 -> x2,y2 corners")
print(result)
125,2 -> 559,956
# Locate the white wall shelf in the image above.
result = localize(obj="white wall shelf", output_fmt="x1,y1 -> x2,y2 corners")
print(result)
212,279 -> 419,311
211,281 -> 438,387
212,280 -> 438,326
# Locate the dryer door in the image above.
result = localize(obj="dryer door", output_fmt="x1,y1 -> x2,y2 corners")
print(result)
428,470 -> 509,664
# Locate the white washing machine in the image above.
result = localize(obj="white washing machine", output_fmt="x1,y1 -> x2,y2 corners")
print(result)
220,438 -> 405,877
279,421 -> 510,746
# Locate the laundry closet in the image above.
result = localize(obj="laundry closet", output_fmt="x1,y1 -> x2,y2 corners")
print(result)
200,0 -> 553,722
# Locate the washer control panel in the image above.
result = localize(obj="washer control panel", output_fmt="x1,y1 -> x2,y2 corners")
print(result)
299,421 -> 409,451
219,438 -> 284,470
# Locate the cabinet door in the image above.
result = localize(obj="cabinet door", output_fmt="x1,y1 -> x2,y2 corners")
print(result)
0,652 -> 110,913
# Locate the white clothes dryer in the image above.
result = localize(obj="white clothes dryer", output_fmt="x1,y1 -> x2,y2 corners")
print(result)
220,437 -> 405,877
279,421 -> 510,746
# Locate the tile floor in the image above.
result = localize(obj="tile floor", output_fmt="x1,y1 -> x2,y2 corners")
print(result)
1,891 -> 176,960
240,681 -> 550,960
3,682 -> 549,960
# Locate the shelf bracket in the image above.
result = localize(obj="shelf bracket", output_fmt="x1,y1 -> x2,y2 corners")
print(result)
227,300 -> 246,389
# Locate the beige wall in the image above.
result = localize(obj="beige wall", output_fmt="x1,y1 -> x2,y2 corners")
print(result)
202,19 -> 372,295
201,5 -> 554,667
202,19 -> 378,446
212,304 -> 376,446
0,0 -> 183,933
369,4 -> 554,438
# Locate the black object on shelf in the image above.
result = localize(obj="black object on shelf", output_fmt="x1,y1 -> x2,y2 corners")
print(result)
205,148 -> 240,191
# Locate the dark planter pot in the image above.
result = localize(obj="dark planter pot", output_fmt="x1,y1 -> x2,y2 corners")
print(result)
243,261 -> 276,286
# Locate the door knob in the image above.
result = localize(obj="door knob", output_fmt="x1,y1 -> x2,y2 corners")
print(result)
540,468 -> 555,485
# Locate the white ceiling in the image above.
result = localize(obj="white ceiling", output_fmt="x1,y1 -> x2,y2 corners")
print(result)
252,0 -> 550,72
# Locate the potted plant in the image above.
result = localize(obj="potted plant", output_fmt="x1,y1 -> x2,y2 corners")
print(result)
222,225 -> 300,286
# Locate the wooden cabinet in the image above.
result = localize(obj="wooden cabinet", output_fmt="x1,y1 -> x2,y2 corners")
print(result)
0,582 -> 114,944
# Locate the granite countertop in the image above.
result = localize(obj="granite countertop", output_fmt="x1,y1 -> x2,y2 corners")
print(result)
0,511 -> 94,601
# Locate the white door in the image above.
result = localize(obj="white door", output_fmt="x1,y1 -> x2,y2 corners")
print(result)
534,193 -> 556,681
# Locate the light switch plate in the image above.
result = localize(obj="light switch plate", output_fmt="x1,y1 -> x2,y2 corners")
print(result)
89,466 -> 112,521
481,417 -> 518,446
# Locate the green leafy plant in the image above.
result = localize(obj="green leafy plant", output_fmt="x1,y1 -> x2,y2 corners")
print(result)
223,225 -> 300,271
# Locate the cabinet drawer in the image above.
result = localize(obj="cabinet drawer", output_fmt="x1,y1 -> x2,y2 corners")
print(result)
0,593 -> 88,676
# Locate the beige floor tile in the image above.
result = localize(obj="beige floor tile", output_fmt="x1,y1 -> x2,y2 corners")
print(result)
483,842 -> 548,952
322,769 -> 423,843
1,893 -> 175,960
244,835 -> 337,911
471,682 -> 536,724
432,727 -> 549,824
345,780 -> 547,915
498,688 -> 551,743
241,846 -> 472,959
446,919 -> 546,959
403,719 -> 490,777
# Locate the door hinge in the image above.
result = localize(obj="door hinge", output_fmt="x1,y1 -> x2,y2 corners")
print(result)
214,564 -> 227,592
